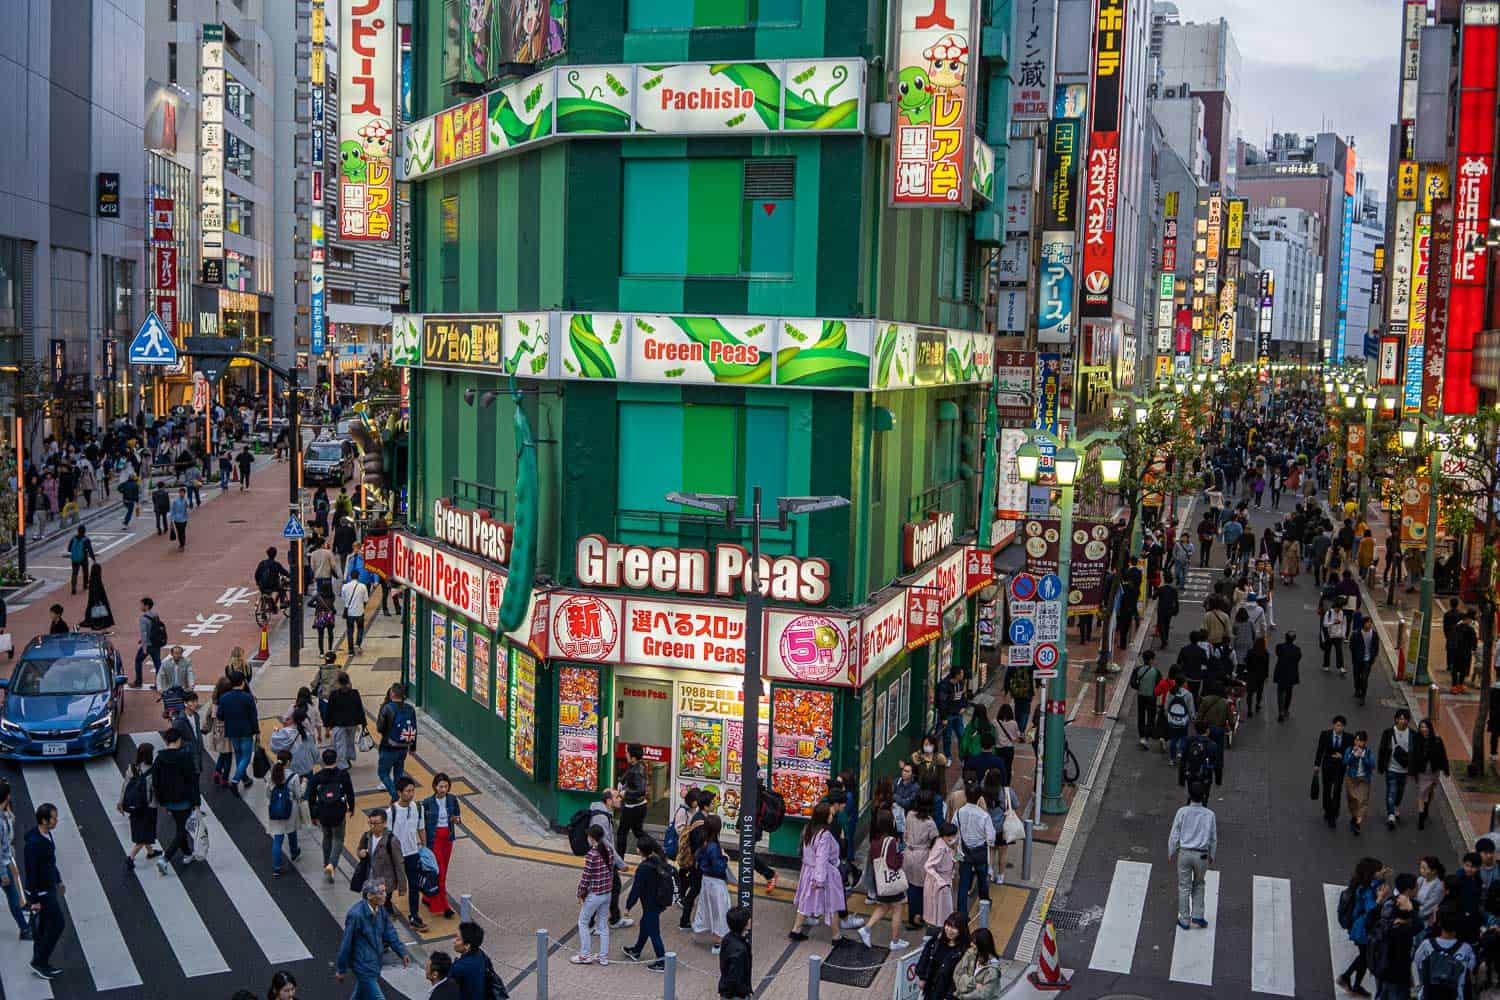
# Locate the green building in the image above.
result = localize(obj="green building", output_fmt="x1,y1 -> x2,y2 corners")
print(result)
391,0 -> 1016,851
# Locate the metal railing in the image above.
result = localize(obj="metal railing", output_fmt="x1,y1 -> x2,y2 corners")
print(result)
905,478 -> 971,526
613,506 -> 798,552
448,478 -> 509,521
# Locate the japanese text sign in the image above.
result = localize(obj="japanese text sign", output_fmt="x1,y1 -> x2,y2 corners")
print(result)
889,0 -> 980,209
339,0 -> 395,241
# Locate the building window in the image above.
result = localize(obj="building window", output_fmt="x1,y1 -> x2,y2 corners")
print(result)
167,42 -> 177,84
225,195 -> 253,238
225,133 -> 254,182
225,78 -> 253,127
622,158 -> 795,278
628,0 -> 800,31
224,251 -> 256,294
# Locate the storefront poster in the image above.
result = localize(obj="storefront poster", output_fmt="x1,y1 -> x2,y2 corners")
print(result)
430,612 -> 447,678
673,682 -> 768,825
1400,473 -> 1431,549
873,688 -> 888,755
550,594 -> 622,662
723,719 -> 769,809
771,688 -> 834,818
450,620 -> 469,693
1022,517 -> 1112,613
623,599 -> 746,675
765,611 -> 859,686
557,666 -> 600,791
473,630 -> 492,708
509,646 -> 536,777
678,715 -> 725,780
899,670 -> 912,728
884,684 -> 900,750
858,685 -> 875,808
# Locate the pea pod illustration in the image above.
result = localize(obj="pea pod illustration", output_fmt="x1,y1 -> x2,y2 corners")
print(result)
775,347 -> 870,387
555,98 -> 632,135
498,392 -> 538,634
567,314 -> 619,379
670,317 -> 772,384
874,325 -> 900,388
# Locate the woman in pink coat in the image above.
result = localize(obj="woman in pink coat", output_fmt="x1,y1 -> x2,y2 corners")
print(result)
788,802 -> 850,941
923,821 -> 958,929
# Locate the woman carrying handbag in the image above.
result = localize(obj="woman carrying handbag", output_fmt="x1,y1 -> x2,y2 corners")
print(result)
856,810 -> 910,951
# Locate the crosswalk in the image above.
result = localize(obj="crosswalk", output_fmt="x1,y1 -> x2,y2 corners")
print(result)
1085,859 -> 1355,997
1180,568 -> 1215,605
0,733 -> 428,998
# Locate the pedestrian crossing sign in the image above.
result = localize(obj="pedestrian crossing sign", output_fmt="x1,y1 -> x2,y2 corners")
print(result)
128,311 -> 178,365
282,515 -> 306,540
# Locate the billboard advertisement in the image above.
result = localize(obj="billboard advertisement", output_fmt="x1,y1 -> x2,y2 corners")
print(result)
1424,197 -> 1453,417
1043,118 -> 1081,230
1405,212 -> 1431,411
1080,0 -> 1129,317
889,0 -> 981,208
339,0 -> 396,241
199,25 -> 224,278
1010,0 -> 1057,121
1037,231 -> 1076,344
1446,0 -> 1499,414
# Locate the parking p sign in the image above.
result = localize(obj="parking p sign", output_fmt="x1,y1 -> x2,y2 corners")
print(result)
1008,618 -> 1036,645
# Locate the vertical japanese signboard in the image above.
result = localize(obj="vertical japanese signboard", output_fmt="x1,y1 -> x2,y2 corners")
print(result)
1424,195 -> 1453,417
1080,0 -> 1128,317
1390,201 -> 1416,410
1445,0 -> 1498,415
340,0 -> 396,240
1009,0 -> 1056,122
889,0 -> 980,208
1336,192 -> 1354,360
199,25 -> 225,283
1037,117 -> 1080,345
1257,270 -> 1274,379
310,0 -> 327,354
1406,212 -> 1431,410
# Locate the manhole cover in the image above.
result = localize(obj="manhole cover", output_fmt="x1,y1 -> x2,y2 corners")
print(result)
1046,908 -> 1087,930
227,519 -> 248,524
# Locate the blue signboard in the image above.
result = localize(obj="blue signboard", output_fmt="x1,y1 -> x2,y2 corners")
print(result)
1009,618 -> 1036,645
1038,232 -> 1076,345
310,270 -> 325,355
1038,574 -> 1064,602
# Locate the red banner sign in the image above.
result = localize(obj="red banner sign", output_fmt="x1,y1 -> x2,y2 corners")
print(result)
153,246 -> 176,292
905,587 -> 942,650
151,198 -> 174,242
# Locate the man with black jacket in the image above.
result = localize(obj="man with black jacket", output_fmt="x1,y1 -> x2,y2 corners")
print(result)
1378,709 -> 1423,830
172,690 -> 205,779
717,906 -> 753,998
325,671 -> 367,770
23,803 -> 64,980
617,744 -> 649,857
306,748 -> 357,883
1350,619 -> 1379,705
1312,716 -> 1350,829
152,727 -> 202,873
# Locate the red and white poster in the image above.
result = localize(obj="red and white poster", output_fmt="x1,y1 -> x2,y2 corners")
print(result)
905,587 -> 943,649
1446,0 -> 1498,415
1080,0 -> 1129,317
151,198 -> 174,242
153,246 -> 177,292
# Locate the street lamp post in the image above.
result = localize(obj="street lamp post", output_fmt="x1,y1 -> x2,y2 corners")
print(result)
1015,433 -> 1123,813
1401,419 -> 1444,687
666,488 -> 849,950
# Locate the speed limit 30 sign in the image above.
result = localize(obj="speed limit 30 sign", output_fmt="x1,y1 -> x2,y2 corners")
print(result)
1034,642 -> 1060,671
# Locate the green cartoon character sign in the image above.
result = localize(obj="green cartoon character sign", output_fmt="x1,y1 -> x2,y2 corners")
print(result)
340,141 -> 367,184
896,67 -> 934,125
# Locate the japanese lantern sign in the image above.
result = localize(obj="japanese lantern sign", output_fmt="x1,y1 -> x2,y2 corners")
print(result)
906,585 -> 944,649
889,0 -> 981,209
338,0 -> 395,241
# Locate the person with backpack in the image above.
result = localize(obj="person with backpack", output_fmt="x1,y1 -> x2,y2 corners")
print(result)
134,596 -> 166,688
449,920 -> 507,999
1004,665 -> 1034,743
266,754 -> 305,877
376,683 -> 418,801
1162,675 -> 1195,766
1413,910 -> 1477,998
622,835 -> 673,971
1273,631 -> 1302,722
117,743 -> 160,870
617,744 -> 649,858
421,773 -> 462,919
388,777 -> 429,931
674,790 -> 710,930
1371,873 -> 1422,999
934,666 -> 968,760
1168,782 -> 1217,930
1178,721 -> 1220,790
1131,652 -> 1162,751
152,726 -> 201,874
67,526 -> 93,595
1337,857 -> 1389,995
219,669 -> 260,794
305,747 -> 356,883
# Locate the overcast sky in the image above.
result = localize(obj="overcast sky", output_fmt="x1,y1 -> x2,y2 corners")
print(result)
1164,0 -> 1403,194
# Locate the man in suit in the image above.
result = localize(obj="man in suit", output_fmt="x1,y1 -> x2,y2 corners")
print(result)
23,803 -> 65,980
1313,716 -> 1350,829
1350,619 -> 1380,706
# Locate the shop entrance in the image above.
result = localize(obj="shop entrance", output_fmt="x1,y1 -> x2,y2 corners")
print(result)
615,677 -> 673,826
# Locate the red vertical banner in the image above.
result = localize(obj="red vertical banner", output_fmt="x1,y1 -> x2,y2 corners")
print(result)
1080,0 -> 1128,318
1445,1 -> 1498,415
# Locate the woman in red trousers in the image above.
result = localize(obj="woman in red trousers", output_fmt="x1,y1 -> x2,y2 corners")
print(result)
420,772 -> 462,916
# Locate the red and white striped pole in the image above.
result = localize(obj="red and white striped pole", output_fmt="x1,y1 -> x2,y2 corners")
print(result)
1028,920 -> 1072,991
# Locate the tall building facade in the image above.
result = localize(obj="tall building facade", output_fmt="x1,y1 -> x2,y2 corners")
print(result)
1250,206 -> 1323,357
0,0 -> 147,432
1149,3 -> 1240,187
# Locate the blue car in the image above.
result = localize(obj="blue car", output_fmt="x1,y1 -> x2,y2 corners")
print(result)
0,633 -> 126,761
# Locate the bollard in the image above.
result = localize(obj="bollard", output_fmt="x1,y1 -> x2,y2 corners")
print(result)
664,951 -> 677,1000
977,899 -> 992,930
1094,676 -> 1106,715
1022,819 -> 1034,882
459,894 -> 472,924
536,929 -> 548,999
1491,805 -> 1500,835
808,954 -> 822,1000
1429,684 -> 1440,724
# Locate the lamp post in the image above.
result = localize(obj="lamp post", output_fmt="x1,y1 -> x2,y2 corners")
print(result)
1015,433 -> 1123,813
666,488 -> 849,949
1400,418 -> 1445,687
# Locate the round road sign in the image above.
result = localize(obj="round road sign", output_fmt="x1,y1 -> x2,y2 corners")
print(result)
1034,642 -> 1060,670
1037,574 -> 1064,602
1008,618 -> 1036,645
1009,573 -> 1038,602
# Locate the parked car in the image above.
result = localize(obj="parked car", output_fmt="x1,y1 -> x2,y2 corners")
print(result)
0,634 -> 126,761
303,437 -> 354,486
253,416 -> 289,444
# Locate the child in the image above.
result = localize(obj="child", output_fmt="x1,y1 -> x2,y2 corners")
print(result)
717,906 -> 752,999
1343,730 -> 1372,836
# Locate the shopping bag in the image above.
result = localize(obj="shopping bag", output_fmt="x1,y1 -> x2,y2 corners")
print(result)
349,854 -> 370,894
252,742 -> 272,779
1309,773 -> 1320,801
188,809 -> 210,860
0,633 -> 14,654
1002,807 -> 1026,845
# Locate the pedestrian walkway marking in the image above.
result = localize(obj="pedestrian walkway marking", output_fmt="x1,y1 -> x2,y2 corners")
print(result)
24,766 -> 143,991
82,758 -> 231,978
1088,860 -> 1151,973
1325,882 -> 1360,997
1251,875 -> 1296,996
0,918 -> 53,999
1168,868 -> 1218,985
137,733 -> 313,964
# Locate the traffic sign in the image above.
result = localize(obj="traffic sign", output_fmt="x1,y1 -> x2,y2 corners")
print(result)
1037,574 -> 1064,602
1034,669 -> 1059,680
1007,644 -> 1034,667
1009,573 -> 1038,602
129,311 -> 178,365
1008,618 -> 1036,645
1034,642 -> 1060,670
1035,601 -> 1062,643
282,515 -> 306,540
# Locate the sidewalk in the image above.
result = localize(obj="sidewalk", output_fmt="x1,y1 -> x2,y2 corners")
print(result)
1354,502 -> 1500,847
